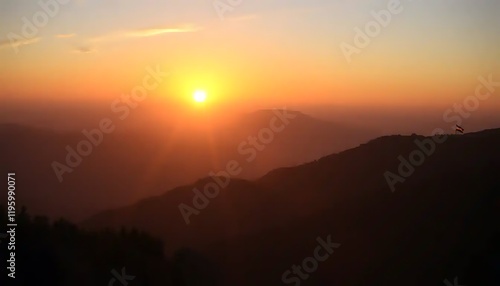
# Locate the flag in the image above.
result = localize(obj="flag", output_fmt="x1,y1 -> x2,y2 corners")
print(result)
455,125 -> 464,134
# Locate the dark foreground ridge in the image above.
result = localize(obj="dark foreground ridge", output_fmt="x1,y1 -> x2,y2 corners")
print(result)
2,128 -> 499,285
81,128 -> 500,285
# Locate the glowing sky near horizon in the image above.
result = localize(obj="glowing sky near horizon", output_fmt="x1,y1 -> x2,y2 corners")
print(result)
0,0 -> 499,110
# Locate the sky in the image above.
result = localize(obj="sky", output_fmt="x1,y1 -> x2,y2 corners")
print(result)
1,0 -> 499,115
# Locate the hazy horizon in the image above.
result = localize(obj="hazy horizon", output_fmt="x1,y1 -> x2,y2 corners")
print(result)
2,102 -> 500,137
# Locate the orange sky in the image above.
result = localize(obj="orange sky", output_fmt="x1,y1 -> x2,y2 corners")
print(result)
1,0 -> 499,113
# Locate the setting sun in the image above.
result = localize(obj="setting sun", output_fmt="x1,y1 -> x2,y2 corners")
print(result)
193,90 -> 207,103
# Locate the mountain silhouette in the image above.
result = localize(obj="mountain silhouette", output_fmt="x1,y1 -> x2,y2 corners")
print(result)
0,110 -> 376,221
82,127 -> 500,285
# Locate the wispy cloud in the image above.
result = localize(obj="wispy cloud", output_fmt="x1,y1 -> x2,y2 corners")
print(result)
0,37 -> 41,50
55,33 -> 76,39
72,46 -> 96,54
126,25 -> 200,37
90,24 -> 200,43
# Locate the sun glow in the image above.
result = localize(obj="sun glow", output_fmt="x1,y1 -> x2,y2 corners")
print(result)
193,90 -> 207,103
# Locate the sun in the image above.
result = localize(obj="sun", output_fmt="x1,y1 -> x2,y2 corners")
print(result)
193,90 -> 207,103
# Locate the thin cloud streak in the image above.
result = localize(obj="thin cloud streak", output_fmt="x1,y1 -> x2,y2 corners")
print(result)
72,46 -> 96,54
0,37 -> 41,50
126,26 -> 200,37
90,24 -> 201,43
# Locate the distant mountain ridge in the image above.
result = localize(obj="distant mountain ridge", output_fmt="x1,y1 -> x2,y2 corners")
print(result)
0,109 -> 377,220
